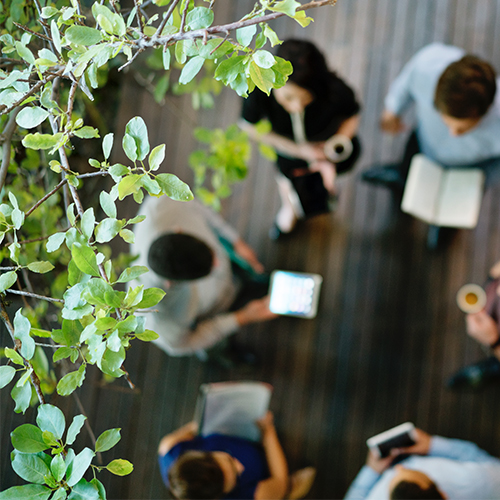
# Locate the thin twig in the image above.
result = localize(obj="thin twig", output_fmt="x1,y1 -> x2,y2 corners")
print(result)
0,267 -> 17,271
5,289 -> 64,304
118,48 -> 143,72
0,296 -> 19,345
35,342 -> 65,348
0,107 -> 21,191
26,178 -> 67,217
66,80 -> 79,121
134,0 -> 145,34
13,21 -> 53,42
120,364 -> 136,390
179,0 -> 189,33
157,0 -> 181,36
72,390 -> 102,462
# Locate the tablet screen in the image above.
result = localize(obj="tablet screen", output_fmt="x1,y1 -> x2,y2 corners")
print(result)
269,270 -> 323,318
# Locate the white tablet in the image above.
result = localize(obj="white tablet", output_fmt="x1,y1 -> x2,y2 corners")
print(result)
268,270 -> 323,318
366,422 -> 417,458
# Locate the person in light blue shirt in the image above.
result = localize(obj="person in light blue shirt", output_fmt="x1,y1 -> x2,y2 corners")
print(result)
344,427 -> 500,500
362,43 -> 500,189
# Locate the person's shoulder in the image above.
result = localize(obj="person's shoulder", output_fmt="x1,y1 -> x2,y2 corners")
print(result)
411,43 -> 465,66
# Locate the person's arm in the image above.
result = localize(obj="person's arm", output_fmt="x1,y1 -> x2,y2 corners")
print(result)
466,311 -> 500,362
336,114 -> 361,139
239,119 -> 326,163
254,412 -> 289,500
158,421 -> 198,457
394,428 -> 498,464
343,451 -> 394,500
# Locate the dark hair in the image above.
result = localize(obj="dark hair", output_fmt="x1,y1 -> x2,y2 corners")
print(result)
276,39 -> 332,96
434,55 -> 497,118
168,451 -> 225,499
390,479 -> 445,500
147,233 -> 214,280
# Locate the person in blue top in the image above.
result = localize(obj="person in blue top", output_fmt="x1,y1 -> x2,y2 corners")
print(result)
344,427 -> 500,500
158,412 -> 316,500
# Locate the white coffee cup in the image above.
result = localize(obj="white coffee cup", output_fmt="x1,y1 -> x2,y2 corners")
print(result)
323,134 -> 353,162
456,283 -> 487,313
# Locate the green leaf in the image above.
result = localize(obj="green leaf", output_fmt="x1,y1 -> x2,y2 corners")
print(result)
81,208 -> 95,240
186,7 -> 214,29
162,48 -> 171,70
95,428 -> 121,452
249,61 -> 275,95
12,450 -> 50,484
11,424 -> 48,453
102,133 -> 114,160
11,208 -> 25,229
42,430 -> 58,448
15,41 -> 35,65
11,379 -> 32,413
66,414 -> 87,445
140,175 -> 160,195
82,278 -> 113,307
137,287 -> 166,308
95,218 -> 122,243
252,50 -> 276,69
0,271 -> 17,293
0,365 -> 16,388
36,404 -> 65,440
236,25 -> 257,47
66,447 -> 95,487
16,107 -> 50,129
27,261 -> 55,274
74,126 -> 99,139
46,232 -> 66,253
148,144 -> 165,172
125,116 -> 150,161
122,133 -> 137,162
116,265 -> 149,284
65,26 -> 103,46
51,20 -> 62,55
41,6 -> 58,18
51,454 -> 67,482
118,174 -> 143,200
56,364 -> 86,397
90,478 -> 106,500
5,347 -> 24,366
135,330 -> 159,341
95,317 -> 117,331
99,191 -> 117,218
31,328 -> 52,338
105,459 -> 133,476
109,163 -> 129,179
51,487 -> 67,500
214,55 -> 246,85
14,309 -> 34,360
53,347 -> 72,363
156,173 -> 194,201
22,133 -> 63,151
119,228 -> 135,244
292,10 -> 313,27
270,0 -> 300,16
179,56 -> 205,85
71,243 -> 100,276
0,484 -> 51,500
67,479 -> 100,500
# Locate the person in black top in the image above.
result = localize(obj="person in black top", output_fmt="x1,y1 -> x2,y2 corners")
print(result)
240,39 -> 361,237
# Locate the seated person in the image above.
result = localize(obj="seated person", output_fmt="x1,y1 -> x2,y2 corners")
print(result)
448,259 -> 500,389
362,43 -> 500,192
240,39 -> 361,237
158,412 -> 316,500
344,427 -> 500,499
131,195 -> 276,359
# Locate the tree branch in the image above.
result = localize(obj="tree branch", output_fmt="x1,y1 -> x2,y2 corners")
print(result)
179,0 -> 189,33
134,0 -> 145,34
26,178 -> 67,217
0,107 -> 21,192
13,21 -> 53,42
157,0 -> 181,35
5,289 -> 64,304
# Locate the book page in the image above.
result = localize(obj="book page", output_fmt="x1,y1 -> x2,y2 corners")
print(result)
197,382 -> 272,442
436,169 -> 484,228
401,154 -> 443,224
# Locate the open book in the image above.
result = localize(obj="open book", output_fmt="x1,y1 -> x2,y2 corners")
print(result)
194,382 -> 272,442
401,154 -> 484,228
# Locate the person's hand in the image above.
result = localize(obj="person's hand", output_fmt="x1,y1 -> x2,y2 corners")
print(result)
309,160 -> 337,193
380,110 -> 406,134
490,260 -> 500,283
233,239 -> 265,274
256,411 -> 275,434
235,296 -> 278,326
296,142 -> 327,163
365,450 -> 396,474
466,310 -> 499,346
392,428 -> 432,456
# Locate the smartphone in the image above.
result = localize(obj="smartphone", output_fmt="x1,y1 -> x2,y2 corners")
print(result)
366,422 -> 417,458
268,270 -> 323,318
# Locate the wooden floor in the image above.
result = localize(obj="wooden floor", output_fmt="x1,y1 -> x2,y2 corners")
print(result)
2,0 -> 500,498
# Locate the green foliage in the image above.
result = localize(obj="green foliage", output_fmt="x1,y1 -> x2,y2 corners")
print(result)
0,0 -> 329,496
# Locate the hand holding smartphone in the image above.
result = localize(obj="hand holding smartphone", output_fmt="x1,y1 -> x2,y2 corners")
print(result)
366,422 -> 417,458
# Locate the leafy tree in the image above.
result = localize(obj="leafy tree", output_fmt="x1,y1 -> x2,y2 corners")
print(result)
0,0 -> 334,497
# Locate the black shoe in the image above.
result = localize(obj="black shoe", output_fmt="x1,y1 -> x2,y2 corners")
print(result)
447,356 -> 500,390
361,165 -> 405,190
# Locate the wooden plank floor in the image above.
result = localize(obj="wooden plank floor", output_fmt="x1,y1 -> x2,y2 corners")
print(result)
2,0 -> 500,498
